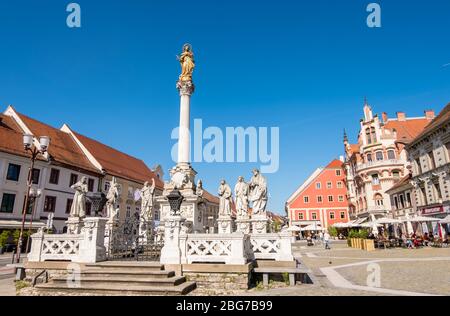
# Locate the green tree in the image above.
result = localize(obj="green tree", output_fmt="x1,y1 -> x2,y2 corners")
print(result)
0,231 -> 11,248
328,227 -> 338,237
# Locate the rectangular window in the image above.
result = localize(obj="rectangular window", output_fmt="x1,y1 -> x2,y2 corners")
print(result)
316,182 -> 321,189
337,181 -> 343,189
317,196 -> 323,203
338,195 -> 344,202
104,181 -> 111,192
406,192 -> 411,206
49,168 -> 60,185
304,196 -> 309,203
31,168 -> 40,185
311,213 -> 317,220
66,199 -> 73,214
336,170 -> 341,176
44,196 -> 57,213
0,193 -> 16,213
329,212 -> 335,220
328,196 -> 334,202
88,178 -> 95,192
372,174 -> 380,185
387,150 -> 396,160
69,174 -> 78,187
327,182 -> 332,189
298,213 -> 304,220
6,164 -> 21,181
340,212 -> 345,219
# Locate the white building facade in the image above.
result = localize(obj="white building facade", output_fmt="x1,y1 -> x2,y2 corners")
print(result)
344,101 -> 434,221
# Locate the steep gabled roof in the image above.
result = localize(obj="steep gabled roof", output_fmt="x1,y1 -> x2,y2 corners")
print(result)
286,167 -> 323,205
0,114 -> 32,158
70,130 -> 164,188
10,109 -> 100,174
326,159 -> 344,169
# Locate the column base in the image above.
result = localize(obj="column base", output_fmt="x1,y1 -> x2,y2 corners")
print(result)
217,217 -> 233,234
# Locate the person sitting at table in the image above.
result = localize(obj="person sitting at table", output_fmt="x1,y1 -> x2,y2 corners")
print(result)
413,235 -> 422,248
405,234 -> 414,249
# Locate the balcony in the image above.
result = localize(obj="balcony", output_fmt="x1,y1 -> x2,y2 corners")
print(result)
356,159 -> 403,173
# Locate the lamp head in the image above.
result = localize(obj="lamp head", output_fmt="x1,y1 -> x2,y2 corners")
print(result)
39,136 -> 50,153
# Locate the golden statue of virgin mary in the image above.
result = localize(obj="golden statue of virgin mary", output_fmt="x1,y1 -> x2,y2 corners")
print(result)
177,44 -> 195,82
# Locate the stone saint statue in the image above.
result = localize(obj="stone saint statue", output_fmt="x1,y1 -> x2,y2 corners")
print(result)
106,177 -> 119,221
218,180 -> 232,217
234,176 -> 249,219
177,44 -> 195,82
249,169 -> 268,216
196,179 -> 204,198
140,179 -> 156,222
70,176 -> 88,218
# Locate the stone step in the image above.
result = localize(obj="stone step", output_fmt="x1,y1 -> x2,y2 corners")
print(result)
35,281 -> 197,296
85,262 -> 164,271
51,275 -> 187,287
79,269 -> 175,279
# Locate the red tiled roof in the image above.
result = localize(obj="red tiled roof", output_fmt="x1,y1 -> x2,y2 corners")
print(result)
72,131 -> 164,188
15,112 -> 100,174
384,118 -> 431,144
0,114 -> 31,158
409,103 -> 450,144
202,189 -> 219,204
325,159 -> 344,169
349,144 -> 360,154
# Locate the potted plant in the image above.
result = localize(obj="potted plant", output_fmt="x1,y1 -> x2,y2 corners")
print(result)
0,231 -> 11,254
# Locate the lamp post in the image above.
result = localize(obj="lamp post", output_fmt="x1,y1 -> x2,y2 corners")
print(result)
15,134 -> 50,263
25,187 -> 42,253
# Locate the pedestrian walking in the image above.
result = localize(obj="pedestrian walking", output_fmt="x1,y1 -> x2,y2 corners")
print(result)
324,231 -> 331,250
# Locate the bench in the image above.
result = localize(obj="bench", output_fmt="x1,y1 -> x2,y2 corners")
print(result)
253,267 -> 310,287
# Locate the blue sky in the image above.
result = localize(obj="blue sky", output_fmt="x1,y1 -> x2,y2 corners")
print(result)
1,0 -> 449,214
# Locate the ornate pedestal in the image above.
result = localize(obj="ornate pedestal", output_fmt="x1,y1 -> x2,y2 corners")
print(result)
217,217 -> 233,234
251,216 -> 269,234
66,216 -> 84,235
160,215 -> 186,264
235,219 -> 252,234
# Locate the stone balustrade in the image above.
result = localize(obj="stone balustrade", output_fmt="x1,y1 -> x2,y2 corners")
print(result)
179,233 -> 250,265
28,217 -> 108,264
250,233 -> 294,261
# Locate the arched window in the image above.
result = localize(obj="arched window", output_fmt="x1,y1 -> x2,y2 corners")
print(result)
374,194 -> 384,206
376,151 -> 384,161
387,150 -> 396,160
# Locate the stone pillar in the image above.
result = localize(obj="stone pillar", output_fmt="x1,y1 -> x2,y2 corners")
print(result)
78,217 -> 108,264
251,215 -> 269,234
217,217 -> 233,234
177,81 -> 194,167
66,216 -> 84,235
160,215 -> 186,264
27,229 -> 45,262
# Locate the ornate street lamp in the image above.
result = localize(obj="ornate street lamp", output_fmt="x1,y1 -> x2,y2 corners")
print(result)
167,190 -> 184,216
15,134 -> 50,263
25,187 -> 42,253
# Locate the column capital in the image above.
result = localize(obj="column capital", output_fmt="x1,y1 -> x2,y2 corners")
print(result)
177,80 -> 195,96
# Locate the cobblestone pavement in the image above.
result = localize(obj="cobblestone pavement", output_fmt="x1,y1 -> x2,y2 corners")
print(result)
291,242 -> 450,296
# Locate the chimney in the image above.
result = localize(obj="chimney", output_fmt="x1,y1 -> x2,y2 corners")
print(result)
424,110 -> 435,120
382,112 -> 388,123
396,112 -> 406,121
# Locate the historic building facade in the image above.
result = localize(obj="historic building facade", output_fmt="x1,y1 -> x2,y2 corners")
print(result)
406,103 -> 450,220
286,159 -> 350,230
343,101 -> 434,221
0,106 -> 102,233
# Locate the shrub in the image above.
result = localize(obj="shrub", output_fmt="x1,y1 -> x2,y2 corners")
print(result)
0,231 -> 11,248
328,227 -> 338,237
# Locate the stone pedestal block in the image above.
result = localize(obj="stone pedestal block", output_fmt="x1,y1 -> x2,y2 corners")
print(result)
235,219 -> 252,234
66,217 -> 84,235
251,216 -> 269,234
217,217 -> 233,234
160,215 -> 186,265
